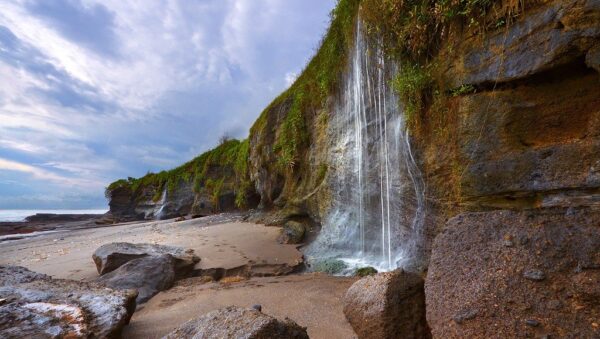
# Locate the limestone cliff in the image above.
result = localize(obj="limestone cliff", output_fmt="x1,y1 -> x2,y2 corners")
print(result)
106,139 -> 259,222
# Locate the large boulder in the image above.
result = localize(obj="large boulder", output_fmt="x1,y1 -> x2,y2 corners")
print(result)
92,242 -> 199,276
162,306 -> 309,339
426,208 -> 600,338
343,269 -> 430,339
0,265 -> 137,338
97,254 -> 176,304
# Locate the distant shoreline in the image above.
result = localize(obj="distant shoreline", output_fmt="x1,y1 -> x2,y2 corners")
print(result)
0,209 -> 108,222
0,212 -> 107,238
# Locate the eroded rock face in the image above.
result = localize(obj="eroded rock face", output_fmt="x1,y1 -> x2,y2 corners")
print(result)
92,242 -> 200,276
162,306 -> 309,339
97,254 -> 176,304
343,269 -> 430,339
445,0 -> 600,87
425,208 -> 600,338
0,265 -> 137,338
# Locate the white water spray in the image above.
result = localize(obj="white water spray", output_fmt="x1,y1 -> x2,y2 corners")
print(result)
154,188 -> 168,220
306,18 -> 425,273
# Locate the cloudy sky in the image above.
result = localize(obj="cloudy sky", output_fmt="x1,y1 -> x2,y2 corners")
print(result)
0,0 -> 336,209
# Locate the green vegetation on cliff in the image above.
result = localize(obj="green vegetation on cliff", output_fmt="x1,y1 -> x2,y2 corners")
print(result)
106,139 -> 253,208
251,0 -> 360,172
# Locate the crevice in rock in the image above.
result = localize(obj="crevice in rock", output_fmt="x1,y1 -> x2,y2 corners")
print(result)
456,56 -> 596,94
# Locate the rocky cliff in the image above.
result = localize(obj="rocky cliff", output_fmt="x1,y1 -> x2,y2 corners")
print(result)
106,139 -> 259,222
106,0 -> 599,335
107,0 -> 600,249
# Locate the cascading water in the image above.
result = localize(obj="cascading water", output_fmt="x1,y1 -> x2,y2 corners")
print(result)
154,188 -> 168,220
305,18 -> 425,273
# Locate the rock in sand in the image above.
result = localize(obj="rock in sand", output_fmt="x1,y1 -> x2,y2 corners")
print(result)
0,265 -> 137,338
162,306 -> 309,339
343,269 -> 430,339
92,242 -> 199,276
96,254 -> 177,304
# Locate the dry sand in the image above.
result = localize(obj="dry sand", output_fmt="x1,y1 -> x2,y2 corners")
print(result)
0,214 -> 357,338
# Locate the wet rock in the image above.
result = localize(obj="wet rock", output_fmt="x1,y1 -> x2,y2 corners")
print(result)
162,306 -> 308,339
278,221 -> 306,244
92,242 -> 199,276
523,269 -> 546,281
311,259 -> 347,275
343,269 -> 430,339
354,266 -> 378,277
0,265 -> 136,338
426,208 -> 600,338
97,254 -> 176,304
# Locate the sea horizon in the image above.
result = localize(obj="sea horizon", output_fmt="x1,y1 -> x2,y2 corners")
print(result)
0,209 -> 108,222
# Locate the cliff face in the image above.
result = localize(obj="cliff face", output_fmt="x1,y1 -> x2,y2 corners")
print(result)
106,139 -> 259,222
108,0 -> 600,245
415,0 -> 600,253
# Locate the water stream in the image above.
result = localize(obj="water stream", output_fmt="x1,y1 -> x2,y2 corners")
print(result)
305,18 -> 425,273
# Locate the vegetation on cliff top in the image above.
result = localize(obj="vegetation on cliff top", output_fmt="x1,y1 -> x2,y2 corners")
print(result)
361,0 -> 527,128
106,138 -> 253,208
250,0 -> 360,172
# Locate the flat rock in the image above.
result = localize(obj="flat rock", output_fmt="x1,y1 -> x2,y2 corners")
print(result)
92,242 -> 199,276
97,254 -> 176,304
343,269 -> 430,339
425,208 -> 600,338
162,306 -> 309,339
0,265 -> 137,338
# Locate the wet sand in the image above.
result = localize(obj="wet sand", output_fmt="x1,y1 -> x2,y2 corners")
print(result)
0,214 -> 357,338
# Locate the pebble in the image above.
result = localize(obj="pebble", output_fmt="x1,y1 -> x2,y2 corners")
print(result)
523,269 -> 546,281
252,304 -> 262,312
525,319 -> 540,327
502,240 -> 514,247
453,309 -> 479,324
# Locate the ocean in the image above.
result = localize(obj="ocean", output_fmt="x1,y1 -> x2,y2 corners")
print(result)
0,209 -> 108,222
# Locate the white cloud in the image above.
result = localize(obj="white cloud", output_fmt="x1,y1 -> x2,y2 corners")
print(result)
0,157 -> 100,189
0,0 -> 336,208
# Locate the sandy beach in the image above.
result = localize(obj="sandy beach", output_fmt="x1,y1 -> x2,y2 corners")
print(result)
0,214 -> 357,338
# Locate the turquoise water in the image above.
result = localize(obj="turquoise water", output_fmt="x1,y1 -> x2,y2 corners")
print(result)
0,209 -> 108,222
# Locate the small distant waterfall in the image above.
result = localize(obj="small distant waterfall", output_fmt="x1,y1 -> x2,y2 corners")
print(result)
155,188 -> 168,220
306,18 -> 425,272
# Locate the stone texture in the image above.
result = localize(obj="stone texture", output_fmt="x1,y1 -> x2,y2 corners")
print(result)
0,265 -> 137,338
162,306 -> 309,339
92,242 -> 199,276
343,269 -> 430,339
425,208 -> 600,339
444,0 -> 600,87
97,254 -> 176,304
278,220 -> 306,244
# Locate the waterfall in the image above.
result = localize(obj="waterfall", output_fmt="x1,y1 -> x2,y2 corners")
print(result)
305,17 -> 425,273
155,188 -> 168,220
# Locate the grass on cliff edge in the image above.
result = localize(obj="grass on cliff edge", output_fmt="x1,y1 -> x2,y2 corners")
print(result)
106,138 -> 252,209
250,0 -> 359,172
250,0 -> 525,172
